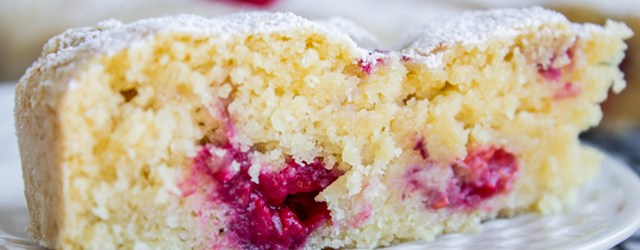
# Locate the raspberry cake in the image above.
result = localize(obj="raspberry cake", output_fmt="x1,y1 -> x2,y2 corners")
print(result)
15,7 -> 632,250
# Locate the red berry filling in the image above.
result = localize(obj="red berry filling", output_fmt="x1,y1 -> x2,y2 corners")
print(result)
452,147 -> 519,207
536,50 -> 582,99
359,58 -> 385,75
359,50 -> 390,75
406,146 -> 519,210
553,82 -> 582,99
191,144 -> 343,249
208,0 -> 278,7
538,66 -> 562,82
235,0 -> 276,5
538,50 -> 572,82
414,136 -> 429,160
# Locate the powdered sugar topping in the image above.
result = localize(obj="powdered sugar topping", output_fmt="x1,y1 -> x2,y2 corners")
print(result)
36,12 -> 362,79
398,7 -> 569,68
33,7 -> 582,80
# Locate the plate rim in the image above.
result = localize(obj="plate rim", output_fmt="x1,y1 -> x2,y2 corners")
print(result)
566,155 -> 640,250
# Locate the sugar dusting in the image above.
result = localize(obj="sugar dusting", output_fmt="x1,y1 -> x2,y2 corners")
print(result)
398,7 -> 571,68
32,6 -> 580,87
33,12 -> 364,88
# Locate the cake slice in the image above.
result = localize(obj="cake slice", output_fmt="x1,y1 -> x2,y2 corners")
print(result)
15,7 -> 632,250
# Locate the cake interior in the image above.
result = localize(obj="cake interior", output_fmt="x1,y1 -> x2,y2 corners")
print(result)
48,20 -> 629,249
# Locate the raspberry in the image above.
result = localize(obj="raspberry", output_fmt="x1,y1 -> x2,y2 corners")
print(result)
191,144 -> 343,249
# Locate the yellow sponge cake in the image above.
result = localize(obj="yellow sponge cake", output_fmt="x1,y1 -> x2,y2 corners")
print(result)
14,7 -> 632,249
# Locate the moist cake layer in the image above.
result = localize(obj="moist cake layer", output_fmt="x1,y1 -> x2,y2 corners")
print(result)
14,8 -> 632,249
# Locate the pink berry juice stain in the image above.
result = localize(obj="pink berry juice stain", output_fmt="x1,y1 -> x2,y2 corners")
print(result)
406,145 -> 519,210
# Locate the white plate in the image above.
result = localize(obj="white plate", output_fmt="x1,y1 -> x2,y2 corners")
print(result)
2,82 -> 640,250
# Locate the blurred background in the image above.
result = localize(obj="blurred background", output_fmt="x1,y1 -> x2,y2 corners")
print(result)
0,0 -> 639,248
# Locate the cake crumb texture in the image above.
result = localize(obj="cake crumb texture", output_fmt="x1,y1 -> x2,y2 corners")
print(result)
14,8 -> 632,249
